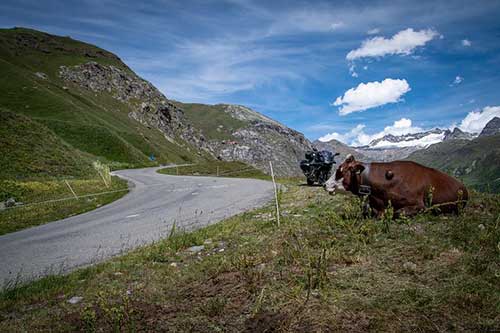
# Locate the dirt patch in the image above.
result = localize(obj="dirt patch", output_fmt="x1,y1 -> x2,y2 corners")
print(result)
244,311 -> 288,332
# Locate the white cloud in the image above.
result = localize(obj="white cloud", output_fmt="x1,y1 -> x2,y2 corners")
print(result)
450,75 -> 463,86
333,78 -> 411,115
318,106 -> 500,147
348,64 -> 358,77
459,106 -> 500,133
318,124 -> 366,143
319,118 -> 423,146
331,22 -> 345,30
462,39 -> 472,47
346,28 -> 439,61
367,28 -> 380,35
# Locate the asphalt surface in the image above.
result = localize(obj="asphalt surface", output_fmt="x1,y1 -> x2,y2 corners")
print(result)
0,167 -> 274,286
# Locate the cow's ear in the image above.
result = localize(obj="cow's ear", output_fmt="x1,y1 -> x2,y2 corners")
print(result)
354,164 -> 365,174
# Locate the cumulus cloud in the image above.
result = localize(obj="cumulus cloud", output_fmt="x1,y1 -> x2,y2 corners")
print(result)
319,118 -> 422,146
462,39 -> 472,47
333,78 -> 411,115
459,106 -> 500,133
318,124 -> 366,143
346,28 -> 439,61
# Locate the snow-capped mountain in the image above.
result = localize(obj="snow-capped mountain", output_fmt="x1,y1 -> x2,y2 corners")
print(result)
367,128 -> 447,149
366,128 -> 475,149
351,128 -> 476,161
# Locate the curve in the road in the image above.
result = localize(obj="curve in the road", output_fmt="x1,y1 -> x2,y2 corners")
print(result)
0,167 -> 274,286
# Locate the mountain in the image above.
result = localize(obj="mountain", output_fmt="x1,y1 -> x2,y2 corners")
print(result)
313,139 -> 368,163
0,27 -> 310,177
176,103 -> 313,176
0,27 -> 207,176
444,127 -> 475,141
368,128 -> 448,149
407,134 -> 500,193
479,117 -> 500,137
352,128 -> 475,162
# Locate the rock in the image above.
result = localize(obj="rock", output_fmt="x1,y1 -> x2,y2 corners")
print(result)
34,72 -> 48,80
169,262 -> 178,267
203,239 -> 213,245
5,198 -> 16,208
478,224 -> 485,231
68,296 -> 83,304
186,245 -> 205,253
402,261 -> 417,273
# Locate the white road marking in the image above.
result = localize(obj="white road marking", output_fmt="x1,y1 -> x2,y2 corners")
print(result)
126,214 -> 140,218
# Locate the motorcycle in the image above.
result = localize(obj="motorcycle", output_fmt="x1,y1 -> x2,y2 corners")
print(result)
300,150 -> 339,186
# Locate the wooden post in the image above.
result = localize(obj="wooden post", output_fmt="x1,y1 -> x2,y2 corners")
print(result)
65,180 -> 79,200
98,170 -> 109,187
269,161 -> 280,227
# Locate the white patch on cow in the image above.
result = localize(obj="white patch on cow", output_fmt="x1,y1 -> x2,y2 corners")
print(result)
324,175 -> 345,194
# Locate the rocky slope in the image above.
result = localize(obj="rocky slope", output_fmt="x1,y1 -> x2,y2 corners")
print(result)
177,103 -> 313,176
58,61 -> 209,152
313,139 -> 368,163
479,117 -> 500,137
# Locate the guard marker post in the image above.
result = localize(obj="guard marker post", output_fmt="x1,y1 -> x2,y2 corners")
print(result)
65,180 -> 79,200
269,161 -> 280,227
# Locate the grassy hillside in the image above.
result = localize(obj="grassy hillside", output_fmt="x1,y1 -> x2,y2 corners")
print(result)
408,135 -> 500,193
159,160 -> 270,180
0,183 -> 498,331
0,109 -> 95,180
0,27 -> 201,175
174,103 -> 247,141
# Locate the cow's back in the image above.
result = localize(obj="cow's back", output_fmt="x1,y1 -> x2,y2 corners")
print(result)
370,161 -> 467,211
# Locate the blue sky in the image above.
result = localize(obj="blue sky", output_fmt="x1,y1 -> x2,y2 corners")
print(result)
2,0 -> 500,144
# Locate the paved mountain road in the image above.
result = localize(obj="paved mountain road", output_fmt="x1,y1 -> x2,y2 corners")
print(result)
0,167 -> 274,286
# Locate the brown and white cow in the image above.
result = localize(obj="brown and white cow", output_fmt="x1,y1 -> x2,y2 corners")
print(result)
324,155 -> 468,217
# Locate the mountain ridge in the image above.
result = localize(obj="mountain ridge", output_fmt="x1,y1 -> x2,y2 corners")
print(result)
0,27 -> 312,177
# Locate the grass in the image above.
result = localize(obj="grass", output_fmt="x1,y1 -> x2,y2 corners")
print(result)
158,160 -> 271,180
0,27 -> 203,170
0,181 -> 498,331
174,102 -> 247,141
0,176 -> 128,235
0,109 -> 96,180
408,134 -> 500,193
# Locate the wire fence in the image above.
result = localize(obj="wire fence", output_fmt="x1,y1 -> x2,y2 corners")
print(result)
0,166 -> 263,215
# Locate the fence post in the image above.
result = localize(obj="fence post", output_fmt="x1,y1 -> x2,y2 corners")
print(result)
269,161 -> 280,227
98,171 -> 109,188
64,180 -> 79,200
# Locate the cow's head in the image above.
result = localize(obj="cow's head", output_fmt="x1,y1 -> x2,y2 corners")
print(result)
324,154 -> 365,195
